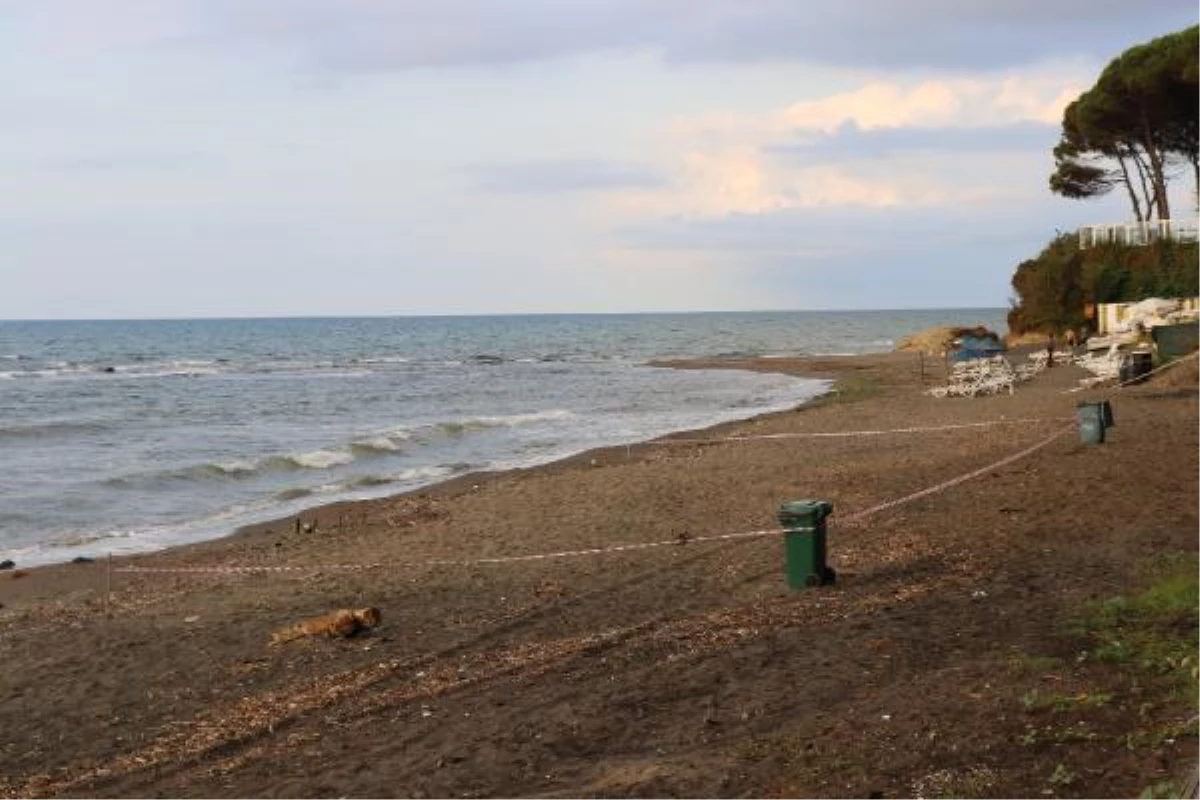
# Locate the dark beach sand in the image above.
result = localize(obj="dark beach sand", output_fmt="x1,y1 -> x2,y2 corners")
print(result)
0,351 -> 1196,798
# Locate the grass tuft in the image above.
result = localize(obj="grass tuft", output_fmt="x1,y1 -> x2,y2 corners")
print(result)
1071,556 -> 1199,709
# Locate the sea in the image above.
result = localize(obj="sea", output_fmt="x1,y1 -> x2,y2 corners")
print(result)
0,310 -> 1006,567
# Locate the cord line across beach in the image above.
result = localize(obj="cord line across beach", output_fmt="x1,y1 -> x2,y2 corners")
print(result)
113,422 -> 1075,577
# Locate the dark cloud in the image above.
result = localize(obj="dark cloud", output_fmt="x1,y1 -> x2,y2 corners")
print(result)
471,159 -> 668,193
766,121 -> 1059,162
189,0 -> 1197,73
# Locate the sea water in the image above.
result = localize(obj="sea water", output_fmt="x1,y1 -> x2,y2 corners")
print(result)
0,310 -> 1005,566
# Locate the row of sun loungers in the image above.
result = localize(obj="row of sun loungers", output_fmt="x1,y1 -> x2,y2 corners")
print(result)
925,356 -> 1021,398
926,347 -> 1117,399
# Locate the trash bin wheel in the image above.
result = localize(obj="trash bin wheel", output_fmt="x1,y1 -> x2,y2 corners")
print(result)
804,573 -> 822,587
822,566 -> 837,585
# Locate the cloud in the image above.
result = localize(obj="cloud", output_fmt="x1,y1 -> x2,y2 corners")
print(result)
778,76 -> 1082,132
13,0 -> 1196,73
471,159 -> 669,194
768,120 -> 1058,161
607,70 -> 1084,220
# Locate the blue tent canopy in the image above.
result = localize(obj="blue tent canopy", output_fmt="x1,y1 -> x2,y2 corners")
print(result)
950,334 -> 1006,363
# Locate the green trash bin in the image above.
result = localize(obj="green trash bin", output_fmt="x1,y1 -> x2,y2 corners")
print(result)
778,500 -> 835,589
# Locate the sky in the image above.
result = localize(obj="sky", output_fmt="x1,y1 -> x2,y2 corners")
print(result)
3,1 -> 1197,319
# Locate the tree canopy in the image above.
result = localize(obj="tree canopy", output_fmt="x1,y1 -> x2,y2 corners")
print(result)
1049,25 -> 1198,221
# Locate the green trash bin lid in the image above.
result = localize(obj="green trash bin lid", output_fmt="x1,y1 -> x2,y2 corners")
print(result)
778,499 -> 833,524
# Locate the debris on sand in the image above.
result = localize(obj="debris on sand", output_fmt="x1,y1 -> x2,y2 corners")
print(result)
269,607 -> 382,645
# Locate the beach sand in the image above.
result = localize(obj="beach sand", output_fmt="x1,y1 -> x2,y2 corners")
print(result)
0,351 -> 1196,798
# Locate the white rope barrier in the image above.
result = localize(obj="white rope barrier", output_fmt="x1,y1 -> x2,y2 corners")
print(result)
115,424 -> 1074,576
652,417 -> 1065,445
836,423 -> 1075,526
115,528 -> 785,575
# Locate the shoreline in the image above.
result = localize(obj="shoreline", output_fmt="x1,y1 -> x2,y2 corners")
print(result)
140,351 -> 937,561
1,349 -> 1195,798
0,355 -> 838,576
0,351 -> 937,625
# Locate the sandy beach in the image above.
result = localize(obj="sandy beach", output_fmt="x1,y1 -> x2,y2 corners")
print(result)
0,351 -> 1196,798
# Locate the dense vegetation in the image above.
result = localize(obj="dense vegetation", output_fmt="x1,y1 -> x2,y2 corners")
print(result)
1009,25 -> 1198,335
1008,237 -> 1198,335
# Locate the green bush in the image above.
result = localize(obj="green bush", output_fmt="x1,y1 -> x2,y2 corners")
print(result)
1009,237 -> 1199,335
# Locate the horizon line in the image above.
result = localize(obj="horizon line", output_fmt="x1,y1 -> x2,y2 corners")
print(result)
0,306 -> 1009,324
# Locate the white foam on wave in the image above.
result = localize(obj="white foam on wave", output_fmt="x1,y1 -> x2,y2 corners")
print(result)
5,359 -> 225,380
392,464 -> 459,482
212,459 -> 258,475
124,367 -> 222,379
357,355 -> 410,364
471,409 -> 575,427
289,449 -> 355,469
351,435 -> 405,454
21,364 -> 93,379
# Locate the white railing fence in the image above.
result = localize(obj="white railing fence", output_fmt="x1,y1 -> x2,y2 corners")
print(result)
1078,219 -> 1199,249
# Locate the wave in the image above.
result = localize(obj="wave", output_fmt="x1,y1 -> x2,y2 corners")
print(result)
440,409 -> 573,433
268,449 -> 355,470
352,355 -> 410,365
273,463 -> 472,500
105,448 -> 357,488
344,463 -> 473,490
348,433 -> 409,456
433,409 -> 573,437
99,423 -> 431,491
1,359 -> 223,380
207,460 -> 259,476
0,356 -> 388,382
195,447 -> 375,476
